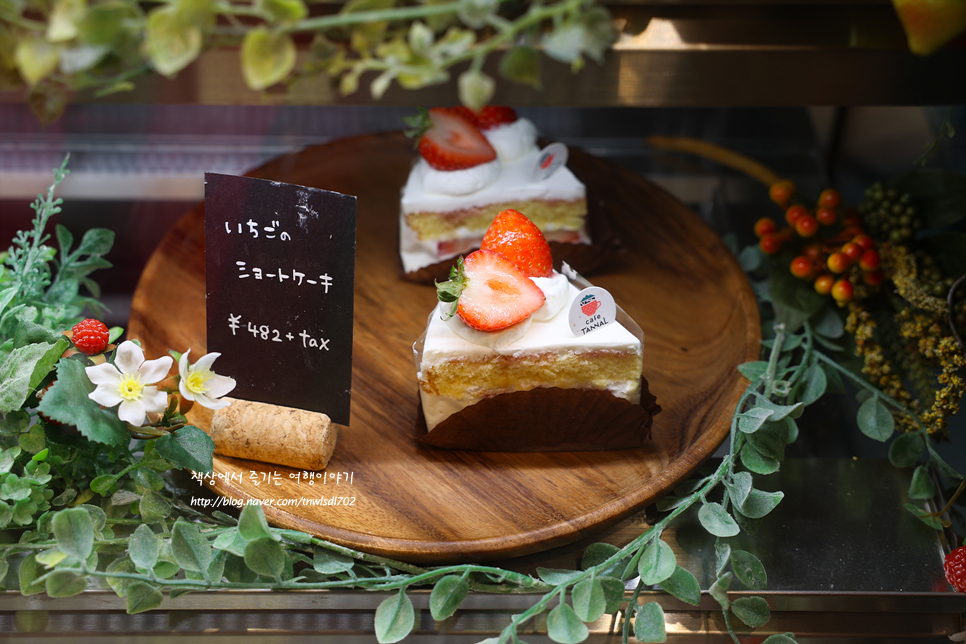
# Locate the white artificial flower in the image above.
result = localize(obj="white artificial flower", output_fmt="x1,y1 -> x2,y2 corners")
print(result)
178,349 -> 236,410
86,341 -> 173,427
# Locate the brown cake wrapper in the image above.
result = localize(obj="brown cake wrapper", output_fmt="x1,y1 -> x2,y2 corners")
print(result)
415,378 -> 661,452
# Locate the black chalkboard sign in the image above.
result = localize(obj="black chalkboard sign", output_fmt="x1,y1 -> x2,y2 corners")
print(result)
204,173 -> 356,425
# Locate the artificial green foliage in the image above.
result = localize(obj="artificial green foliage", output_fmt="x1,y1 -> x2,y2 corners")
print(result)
5,0 -> 618,123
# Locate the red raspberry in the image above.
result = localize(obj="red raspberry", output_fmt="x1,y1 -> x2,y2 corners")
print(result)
945,545 -> 966,592
71,319 -> 110,355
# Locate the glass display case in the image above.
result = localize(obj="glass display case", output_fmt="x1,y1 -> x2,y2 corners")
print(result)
1,1 -> 964,640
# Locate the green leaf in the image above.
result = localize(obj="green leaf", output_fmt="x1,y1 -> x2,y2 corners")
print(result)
126,581 -> 164,614
746,422 -> 786,461
768,262 -> 826,332
546,601 -> 588,644
429,574 -> 468,621
740,442 -> 781,475
171,519 -> 213,578
737,244 -> 763,272
138,489 -> 172,523
543,24 -> 586,65
0,341 -> 62,413
572,577 -> 607,622
731,550 -> 767,590
129,524 -> 160,572
709,572 -> 731,609
38,358 -> 128,446
90,474 -> 118,495
241,28 -> 296,90
18,424 -> 45,455
714,539 -> 731,577
14,37 -> 59,85
145,6 -> 202,76
18,554 -> 46,595
0,410 -> 30,436
737,361 -> 769,382
499,45 -> 541,88
45,569 -> 88,597
457,69 -> 495,112
154,425 -> 214,473
633,601 -> 666,643
904,503 -> 945,530
740,489 -> 784,520
312,547 -> 355,575
725,471 -> 753,508
754,399 -> 802,422
801,364 -> 827,405
581,542 -> 621,571
213,528 -> 248,557
0,446 -> 21,474
731,596 -> 770,628
638,539 -> 676,585
856,397 -> 894,442
812,306 -> 845,339
243,536 -> 285,579
256,0 -> 307,22
698,502 -> 740,537
51,507 -> 94,561
598,576 -> 625,614
538,567 -> 584,586
762,635 -> 799,644
737,407 -> 773,434
374,590 -> 415,644
238,503 -> 278,542
908,465 -> 935,500
659,566 -> 700,606
888,432 -> 924,468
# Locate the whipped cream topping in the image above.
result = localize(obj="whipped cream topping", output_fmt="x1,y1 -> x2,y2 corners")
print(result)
419,158 -> 501,196
483,118 -> 538,162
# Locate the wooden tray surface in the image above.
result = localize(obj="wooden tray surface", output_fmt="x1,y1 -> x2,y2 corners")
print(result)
128,132 -> 760,564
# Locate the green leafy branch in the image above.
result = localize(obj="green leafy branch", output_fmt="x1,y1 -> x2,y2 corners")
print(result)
3,0 -> 617,122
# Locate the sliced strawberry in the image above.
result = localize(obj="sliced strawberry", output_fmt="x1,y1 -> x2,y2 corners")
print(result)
475,106 -> 517,130
436,251 -> 545,331
418,107 -> 496,171
480,209 -> 554,278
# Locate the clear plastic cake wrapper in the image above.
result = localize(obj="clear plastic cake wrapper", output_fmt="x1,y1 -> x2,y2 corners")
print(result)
412,265 -> 661,452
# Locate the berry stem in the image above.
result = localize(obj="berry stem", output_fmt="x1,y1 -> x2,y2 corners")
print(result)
646,136 -> 783,187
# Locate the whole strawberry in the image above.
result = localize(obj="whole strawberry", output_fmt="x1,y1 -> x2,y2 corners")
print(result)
944,545 -> 966,592
72,318 -> 110,355
480,209 -> 554,278
475,106 -> 517,130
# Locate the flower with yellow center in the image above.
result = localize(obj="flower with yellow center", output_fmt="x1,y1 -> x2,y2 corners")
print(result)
178,349 -> 236,410
86,341 -> 173,427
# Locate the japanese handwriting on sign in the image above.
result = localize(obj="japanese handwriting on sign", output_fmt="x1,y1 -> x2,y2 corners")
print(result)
234,262 -> 333,292
224,219 -> 291,241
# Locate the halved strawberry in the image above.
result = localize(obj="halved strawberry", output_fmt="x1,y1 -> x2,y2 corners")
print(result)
416,107 -> 496,171
480,209 -> 554,278
436,250 -> 545,331
475,106 -> 517,130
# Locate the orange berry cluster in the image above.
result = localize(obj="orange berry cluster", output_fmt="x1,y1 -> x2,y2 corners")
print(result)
755,183 -> 884,304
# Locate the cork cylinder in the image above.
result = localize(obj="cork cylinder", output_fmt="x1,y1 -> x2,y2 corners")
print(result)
210,398 -> 338,471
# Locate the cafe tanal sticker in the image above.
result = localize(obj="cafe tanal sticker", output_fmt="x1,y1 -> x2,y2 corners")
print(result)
569,286 -> 618,336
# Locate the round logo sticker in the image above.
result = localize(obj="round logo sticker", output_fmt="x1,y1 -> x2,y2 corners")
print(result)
569,287 -> 617,337
531,142 -> 569,182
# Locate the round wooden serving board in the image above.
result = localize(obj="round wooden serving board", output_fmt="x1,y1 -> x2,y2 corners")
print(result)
129,132 -> 760,564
